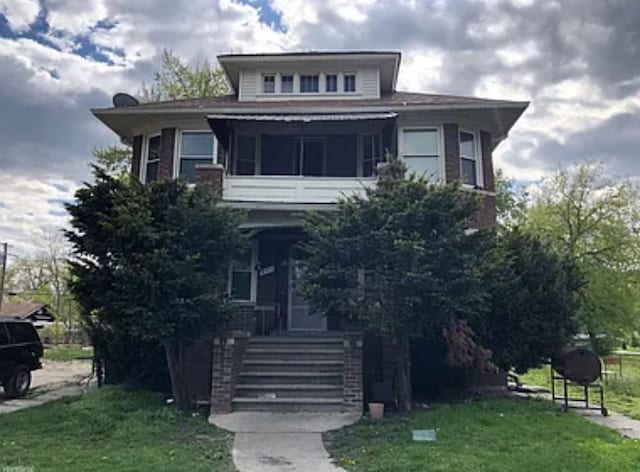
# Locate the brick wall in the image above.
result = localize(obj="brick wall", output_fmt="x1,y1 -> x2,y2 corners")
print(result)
195,164 -> 225,196
343,331 -> 364,413
480,131 -> 495,192
131,135 -> 143,180
474,194 -> 497,228
210,333 -> 250,414
158,128 -> 176,180
443,123 -> 460,182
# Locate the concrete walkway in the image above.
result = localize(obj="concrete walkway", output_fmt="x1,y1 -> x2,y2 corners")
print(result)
513,391 -> 640,439
210,412 -> 360,472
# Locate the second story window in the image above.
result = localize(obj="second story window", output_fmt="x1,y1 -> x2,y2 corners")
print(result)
179,132 -> 215,183
459,131 -> 480,187
402,129 -> 440,181
326,74 -> 337,92
235,135 -> 256,175
300,74 -> 319,93
281,74 -> 294,93
145,135 -> 161,183
263,74 -> 275,93
344,74 -> 356,92
362,133 -> 382,177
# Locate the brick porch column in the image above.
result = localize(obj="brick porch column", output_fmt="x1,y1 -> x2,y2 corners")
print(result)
210,332 -> 250,414
343,332 -> 364,414
195,164 -> 225,196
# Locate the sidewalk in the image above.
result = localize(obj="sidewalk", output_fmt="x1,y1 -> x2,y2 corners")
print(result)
211,412 -> 360,472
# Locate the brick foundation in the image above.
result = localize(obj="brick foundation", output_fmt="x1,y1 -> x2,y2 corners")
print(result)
343,331 -> 364,413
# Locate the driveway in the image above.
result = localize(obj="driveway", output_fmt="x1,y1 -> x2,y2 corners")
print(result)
0,359 -> 92,414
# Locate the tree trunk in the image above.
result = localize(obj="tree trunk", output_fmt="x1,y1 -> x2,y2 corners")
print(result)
395,335 -> 412,412
165,340 -> 191,410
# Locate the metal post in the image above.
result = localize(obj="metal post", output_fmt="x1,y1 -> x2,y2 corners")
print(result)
0,242 -> 7,312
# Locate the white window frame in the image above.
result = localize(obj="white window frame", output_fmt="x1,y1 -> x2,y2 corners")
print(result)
325,73 -> 338,93
459,130 -> 484,188
262,74 -> 276,94
228,241 -> 256,302
299,74 -> 320,93
141,133 -> 161,183
175,130 -> 217,183
343,73 -> 357,93
280,73 -> 294,93
398,127 -> 444,182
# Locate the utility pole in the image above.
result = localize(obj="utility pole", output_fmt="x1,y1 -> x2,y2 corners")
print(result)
0,242 -> 7,312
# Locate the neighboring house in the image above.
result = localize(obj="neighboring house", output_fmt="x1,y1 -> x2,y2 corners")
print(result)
0,302 -> 56,326
93,51 -> 528,413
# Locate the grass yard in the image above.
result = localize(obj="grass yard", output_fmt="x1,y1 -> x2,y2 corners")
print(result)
43,344 -> 94,362
0,387 -> 235,472
520,355 -> 640,420
325,397 -> 640,472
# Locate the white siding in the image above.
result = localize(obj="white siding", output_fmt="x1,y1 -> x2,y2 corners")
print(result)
359,68 -> 380,99
239,70 -> 258,101
223,176 -> 376,203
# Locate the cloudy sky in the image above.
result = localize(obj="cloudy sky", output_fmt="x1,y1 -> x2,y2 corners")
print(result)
0,0 -> 639,254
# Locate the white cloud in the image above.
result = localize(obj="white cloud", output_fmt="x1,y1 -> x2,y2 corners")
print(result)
0,0 -> 39,32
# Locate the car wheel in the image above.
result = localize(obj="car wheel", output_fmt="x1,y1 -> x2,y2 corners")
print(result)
4,365 -> 31,399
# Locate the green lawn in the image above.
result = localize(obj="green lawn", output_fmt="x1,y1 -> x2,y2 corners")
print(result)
43,344 -> 94,362
325,397 -> 640,472
0,387 -> 235,472
520,356 -> 640,420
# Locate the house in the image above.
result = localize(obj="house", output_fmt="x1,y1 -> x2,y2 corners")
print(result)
93,51 -> 528,414
0,302 -> 56,326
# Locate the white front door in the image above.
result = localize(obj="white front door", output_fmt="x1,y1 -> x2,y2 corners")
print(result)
288,252 -> 327,331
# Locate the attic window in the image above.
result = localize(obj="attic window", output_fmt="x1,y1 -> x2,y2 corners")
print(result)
326,74 -> 337,92
344,74 -> 356,92
300,75 -> 319,93
281,74 -> 294,93
263,74 -> 275,93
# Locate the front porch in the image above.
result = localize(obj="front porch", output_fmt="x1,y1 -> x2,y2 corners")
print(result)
228,226 -> 345,336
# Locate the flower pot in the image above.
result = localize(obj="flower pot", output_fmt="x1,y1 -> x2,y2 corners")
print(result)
369,402 -> 385,419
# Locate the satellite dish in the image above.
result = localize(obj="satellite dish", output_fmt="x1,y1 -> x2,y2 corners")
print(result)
112,93 -> 139,108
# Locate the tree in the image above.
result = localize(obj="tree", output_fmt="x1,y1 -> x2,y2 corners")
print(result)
523,162 -> 640,349
139,49 -> 230,102
93,50 -> 230,177
92,146 -> 131,180
495,169 -> 529,228
301,157 -> 489,411
476,229 -> 580,373
66,168 -> 246,409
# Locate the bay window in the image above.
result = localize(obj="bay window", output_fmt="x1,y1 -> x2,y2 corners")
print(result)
144,135 -> 161,183
460,131 -> 481,187
401,129 -> 440,181
179,132 -> 215,183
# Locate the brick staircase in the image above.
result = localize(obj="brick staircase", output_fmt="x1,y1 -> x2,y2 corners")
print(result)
232,336 -> 345,412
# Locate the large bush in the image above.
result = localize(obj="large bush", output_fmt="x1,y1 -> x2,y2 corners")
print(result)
66,169 -> 245,408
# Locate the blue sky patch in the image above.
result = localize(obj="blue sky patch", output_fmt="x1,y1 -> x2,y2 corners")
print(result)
237,0 -> 286,32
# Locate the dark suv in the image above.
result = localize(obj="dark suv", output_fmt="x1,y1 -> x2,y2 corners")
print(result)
0,319 -> 43,398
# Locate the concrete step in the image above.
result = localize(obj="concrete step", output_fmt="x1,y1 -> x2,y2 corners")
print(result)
234,384 -> 343,399
232,397 -> 343,412
244,348 -> 343,361
249,337 -> 343,350
242,359 -> 343,373
239,371 -> 343,385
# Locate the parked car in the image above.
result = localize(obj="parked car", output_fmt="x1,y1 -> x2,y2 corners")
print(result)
0,318 -> 43,398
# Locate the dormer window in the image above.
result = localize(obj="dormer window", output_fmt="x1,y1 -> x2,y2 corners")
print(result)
263,74 -> 275,93
326,74 -> 337,92
344,74 -> 356,92
281,74 -> 293,93
300,75 -> 319,93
